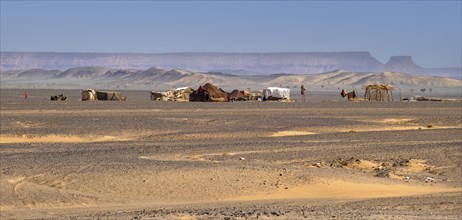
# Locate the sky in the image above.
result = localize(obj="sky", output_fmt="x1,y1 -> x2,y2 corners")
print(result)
1,0 -> 461,67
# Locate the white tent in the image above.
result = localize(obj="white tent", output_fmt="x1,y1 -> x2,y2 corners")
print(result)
262,87 -> 290,100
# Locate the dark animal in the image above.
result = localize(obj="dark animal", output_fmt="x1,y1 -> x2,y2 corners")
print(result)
340,89 -> 356,101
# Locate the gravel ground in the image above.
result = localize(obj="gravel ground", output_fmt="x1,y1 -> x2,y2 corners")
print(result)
0,89 -> 461,219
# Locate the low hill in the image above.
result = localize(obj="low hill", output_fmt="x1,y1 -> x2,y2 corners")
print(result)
1,67 -> 460,94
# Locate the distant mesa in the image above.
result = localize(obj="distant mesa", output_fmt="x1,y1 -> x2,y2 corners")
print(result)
385,56 -> 424,74
0,51 -> 387,74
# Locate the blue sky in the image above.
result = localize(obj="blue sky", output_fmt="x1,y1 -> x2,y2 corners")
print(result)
1,0 -> 461,67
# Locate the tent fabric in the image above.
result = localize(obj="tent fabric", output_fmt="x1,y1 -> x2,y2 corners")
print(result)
95,91 -> 126,101
262,87 -> 290,100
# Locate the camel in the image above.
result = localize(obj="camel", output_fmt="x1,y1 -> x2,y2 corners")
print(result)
341,89 -> 357,101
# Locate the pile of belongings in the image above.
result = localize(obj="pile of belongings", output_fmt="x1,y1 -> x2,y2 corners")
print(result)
262,87 -> 290,101
229,90 -> 263,101
249,92 -> 263,101
190,83 -> 229,102
403,96 -> 442,102
229,89 -> 250,101
150,87 -> 193,101
50,94 -> 67,101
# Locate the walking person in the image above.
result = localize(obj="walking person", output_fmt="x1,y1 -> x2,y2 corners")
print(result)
24,91 -> 29,99
301,85 -> 306,102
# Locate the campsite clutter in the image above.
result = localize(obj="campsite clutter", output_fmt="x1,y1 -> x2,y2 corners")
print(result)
49,82 -> 446,102
340,84 -> 395,101
402,96 -> 442,102
150,87 -> 193,101
151,83 -> 288,102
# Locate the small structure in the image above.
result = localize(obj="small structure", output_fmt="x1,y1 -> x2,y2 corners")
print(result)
51,94 -> 67,101
190,83 -> 229,102
363,84 -> 394,101
81,89 -> 97,101
150,87 -> 193,101
262,87 -> 290,101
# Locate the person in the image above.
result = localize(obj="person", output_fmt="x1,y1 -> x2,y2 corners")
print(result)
301,85 -> 306,102
340,89 -> 347,98
24,91 -> 29,99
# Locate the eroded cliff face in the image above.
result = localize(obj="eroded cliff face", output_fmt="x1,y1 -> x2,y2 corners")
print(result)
1,52 -> 387,74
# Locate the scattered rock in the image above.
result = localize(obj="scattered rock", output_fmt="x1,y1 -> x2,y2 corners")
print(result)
425,176 -> 435,183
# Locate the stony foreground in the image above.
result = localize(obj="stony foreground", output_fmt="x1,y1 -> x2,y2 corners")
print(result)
0,89 -> 461,219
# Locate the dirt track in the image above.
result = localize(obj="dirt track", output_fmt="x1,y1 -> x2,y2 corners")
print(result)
1,89 -> 461,219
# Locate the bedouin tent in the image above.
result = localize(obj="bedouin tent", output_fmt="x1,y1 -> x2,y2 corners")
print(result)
189,83 -> 229,102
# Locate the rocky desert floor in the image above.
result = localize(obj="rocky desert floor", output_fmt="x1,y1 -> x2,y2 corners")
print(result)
0,89 -> 461,219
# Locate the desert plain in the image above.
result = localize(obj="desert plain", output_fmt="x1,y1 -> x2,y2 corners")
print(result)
0,89 -> 461,219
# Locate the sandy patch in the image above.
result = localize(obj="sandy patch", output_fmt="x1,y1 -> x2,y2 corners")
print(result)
7,176 -> 26,184
228,180 -> 460,201
341,125 -> 461,133
11,121 -> 45,129
347,159 -> 379,170
0,134 -> 132,144
271,131 -> 317,137
404,159 -> 431,173
139,150 -> 263,162
380,118 -> 416,124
